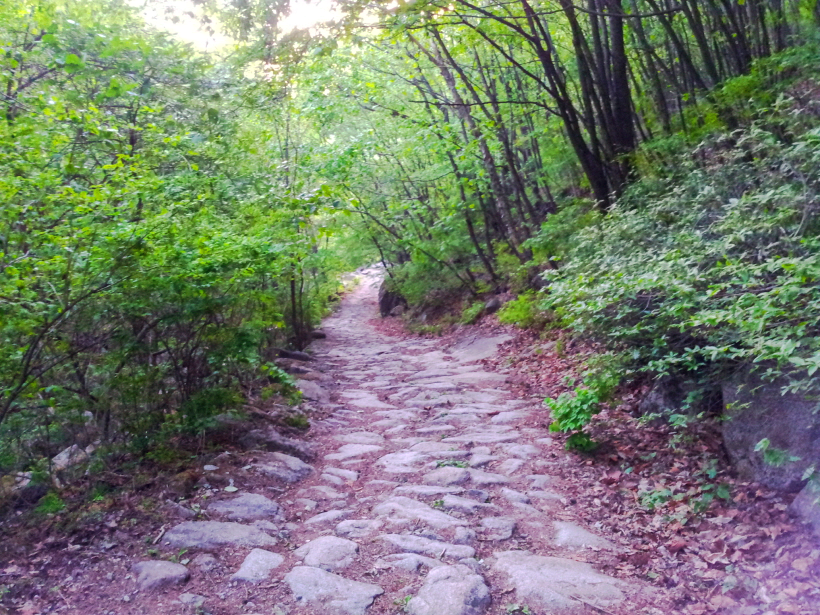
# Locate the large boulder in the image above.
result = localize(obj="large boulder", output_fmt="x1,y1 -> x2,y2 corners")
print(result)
378,279 -> 406,317
722,368 -> 820,492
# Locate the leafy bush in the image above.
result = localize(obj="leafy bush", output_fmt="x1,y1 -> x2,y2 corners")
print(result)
460,301 -> 485,324
545,104 -> 820,395
546,387 -> 601,451
498,292 -> 542,328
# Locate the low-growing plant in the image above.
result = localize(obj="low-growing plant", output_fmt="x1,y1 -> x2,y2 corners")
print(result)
460,301 -> 484,324
546,387 -> 601,452
35,491 -> 66,515
498,292 -> 543,328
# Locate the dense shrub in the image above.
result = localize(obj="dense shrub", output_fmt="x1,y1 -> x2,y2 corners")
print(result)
545,97 -> 820,393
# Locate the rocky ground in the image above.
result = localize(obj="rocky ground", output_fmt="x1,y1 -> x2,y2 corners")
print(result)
2,268 -> 816,615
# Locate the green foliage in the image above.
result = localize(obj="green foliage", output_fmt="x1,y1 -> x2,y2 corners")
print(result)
546,387 -> 601,451
283,414 -> 310,430
497,292 -> 543,329
460,301 -> 484,325
35,491 -> 65,515
0,0 -> 348,479
436,459 -> 468,468
545,97 -> 820,396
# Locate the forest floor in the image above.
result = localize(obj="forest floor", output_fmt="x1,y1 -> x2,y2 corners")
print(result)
0,268 -> 817,615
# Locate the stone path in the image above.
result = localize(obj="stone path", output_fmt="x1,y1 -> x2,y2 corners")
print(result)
145,269 -> 665,615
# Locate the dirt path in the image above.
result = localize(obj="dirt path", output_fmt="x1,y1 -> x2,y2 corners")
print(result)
75,270 -> 671,615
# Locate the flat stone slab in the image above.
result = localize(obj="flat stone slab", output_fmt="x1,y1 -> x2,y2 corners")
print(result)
294,536 -> 359,571
376,451 -> 430,473
231,548 -> 284,583
376,553 -> 446,573
132,560 -> 189,591
379,534 -> 475,560
443,431 -> 520,444
335,519 -> 383,538
305,509 -> 352,526
207,493 -> 284,521
373,496 -> 466,529
492,551 -> 626,612
284,566 -> 383,615
553,521 -> 618,551
468,470 -> 510,486
325,443 -> 384,461
450,334 -> 512,363
254,452 -> 314,483
441,495 -> 496,515
480,517 -> 516,540
297,379 -> 330,403
423,467 -> 470,486
335,432 -> 385,445
164,521 -> 278,550
407,564 -> 491,615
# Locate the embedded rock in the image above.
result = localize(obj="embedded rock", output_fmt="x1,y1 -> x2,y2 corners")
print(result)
231,548 -> 285,583
254,452 -> 314,483
207,493 -> 284,521
379,534 -> 475,560
553,521 -> 617,551
407,564 -> 490,615
132,561 -> 189,591
284,566 -> 383,615
164,521 -> 278,550
294,536 -> 359,571
373,496 -> 466,530
492,551 -> 625,613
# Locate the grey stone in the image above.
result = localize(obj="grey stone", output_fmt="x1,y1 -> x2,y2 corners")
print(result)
468,470 -> 510,486
723,369 -> 820,491
480,517 -> 516,540
207,493 -> 284,521
178,593 -> 206,608
468,454 -> 497,468
553,521 -> 617,551
325,443 -> 384,461
284,566 -> 383,615
490,411 -> 528,424
444,431 -> 520,444
335,519 -> 383,538
297,379 -> 330,403
325,467 -> 360,481
51,444 -> 91,472
484,297 -> 503,314
296,485 -> 345,500
379,279 -> 407,317
164,521 -> 278,550
500,488 -> 530,504
492,551 -> 625,613
449,334 -> 512,363
407,564 -> 490,615
497,459 -> 525,475
239,427 -> 314,460
203,464 -> 218,472
394,485 -> 465,497
376,553 -> 445,573
322,473 -> 345,486
191,553 -> 218,571
294,536 -> 359,571
373,496 -> 466,529
305,509 -> 352,526
441,495 -> 496,515
335,432 -> 385,446
132,560 -> 189,591
254,452 -> 314,483
499,444 -> 541,459
453,527 -> 476,545
231,548 -> 285,583
377,451 -> 430,473
789,480 -> 820,536
423,467 -> 470,486
380,534 -> 475,559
